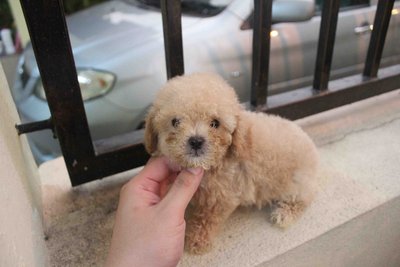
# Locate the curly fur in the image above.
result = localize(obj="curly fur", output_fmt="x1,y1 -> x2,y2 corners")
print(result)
144,73 -> 319,254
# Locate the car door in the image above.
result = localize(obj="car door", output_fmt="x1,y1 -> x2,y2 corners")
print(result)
330,0 -> 372,79
316,0 -> 400,81
379,0 -> 400,68
236,0 -> 400,96
186,0 -> 399,102
266,0 -> 373,94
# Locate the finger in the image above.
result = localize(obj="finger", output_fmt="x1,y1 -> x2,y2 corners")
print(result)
160,167 -> 204,215
137,156 -> 172,183
159,172 -> 178,199
120,157 -> 171,200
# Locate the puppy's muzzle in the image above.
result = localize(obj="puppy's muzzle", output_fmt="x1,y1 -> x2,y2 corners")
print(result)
187,136 -> 205,156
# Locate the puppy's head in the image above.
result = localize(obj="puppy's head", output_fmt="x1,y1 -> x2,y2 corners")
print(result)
144,73 -> 243,169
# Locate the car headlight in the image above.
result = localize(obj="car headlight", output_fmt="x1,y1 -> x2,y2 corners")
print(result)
35,69 -> 116,101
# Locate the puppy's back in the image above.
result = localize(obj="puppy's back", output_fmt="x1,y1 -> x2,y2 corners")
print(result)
238,111 -> 318,185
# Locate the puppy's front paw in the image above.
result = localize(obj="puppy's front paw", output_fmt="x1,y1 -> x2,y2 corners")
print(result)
270,208 -> 295,228
270,200 -> 306,228
185,224 -> 212,254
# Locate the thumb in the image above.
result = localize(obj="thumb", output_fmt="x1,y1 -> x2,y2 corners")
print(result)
160,167 -> 204,215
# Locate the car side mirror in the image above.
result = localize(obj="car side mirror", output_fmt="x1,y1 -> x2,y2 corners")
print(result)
272,0 -> 315,23
240,0 -> 315,30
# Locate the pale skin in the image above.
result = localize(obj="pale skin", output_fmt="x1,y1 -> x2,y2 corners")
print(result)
106,157 -> 204,267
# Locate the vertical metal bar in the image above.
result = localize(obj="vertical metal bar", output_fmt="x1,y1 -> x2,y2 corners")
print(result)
363,0 -> 395,78
161,0 -> 184,79
19,0 -> 95,184
251,0 -> 272,109
313,0 -> 340,91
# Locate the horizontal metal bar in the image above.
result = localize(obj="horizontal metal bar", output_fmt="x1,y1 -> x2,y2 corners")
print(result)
15,118 -> 53,135
251,0 -> 272,109
266,66 -> 400,120
93,129 -> 144,155
363,0 -> 395,78
313,0 -> 340,91
63,130 -> 146,185
69,144 -> 149,186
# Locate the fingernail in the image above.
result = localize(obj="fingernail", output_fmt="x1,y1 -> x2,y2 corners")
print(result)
187,167 -> 203,175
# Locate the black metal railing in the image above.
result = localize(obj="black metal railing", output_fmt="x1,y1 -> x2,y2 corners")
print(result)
16,0 -> 399,186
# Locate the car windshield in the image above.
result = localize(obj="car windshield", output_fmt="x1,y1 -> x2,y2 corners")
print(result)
122,0 -> 232,17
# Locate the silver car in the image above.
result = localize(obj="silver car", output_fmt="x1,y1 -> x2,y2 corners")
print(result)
12,0 -> 400,163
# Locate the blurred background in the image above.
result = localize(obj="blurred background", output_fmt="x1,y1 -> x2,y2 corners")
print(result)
0,0 -> 107,84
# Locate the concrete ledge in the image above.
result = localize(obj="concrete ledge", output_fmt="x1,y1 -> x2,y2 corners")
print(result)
261,196 -> 400,267
39,90 -> 400,266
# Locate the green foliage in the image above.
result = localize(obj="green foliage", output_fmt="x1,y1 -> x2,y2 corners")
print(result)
0,1 -> 14,29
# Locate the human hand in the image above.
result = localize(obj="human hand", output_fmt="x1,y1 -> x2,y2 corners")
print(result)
105,156 -> 204,267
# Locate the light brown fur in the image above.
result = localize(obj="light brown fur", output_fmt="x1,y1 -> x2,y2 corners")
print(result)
144,73 -> 319,254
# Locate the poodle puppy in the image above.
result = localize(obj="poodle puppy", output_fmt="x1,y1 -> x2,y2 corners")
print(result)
144,73 -> 319,254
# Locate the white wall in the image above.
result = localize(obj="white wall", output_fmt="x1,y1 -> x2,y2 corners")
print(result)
0,63 -> 49,266
7,0 -> 30,47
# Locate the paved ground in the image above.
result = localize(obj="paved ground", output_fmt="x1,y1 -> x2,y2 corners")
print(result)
39,89 -> 400,266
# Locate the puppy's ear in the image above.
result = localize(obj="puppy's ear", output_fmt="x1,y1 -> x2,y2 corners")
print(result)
229,115 -> 252,159
144,107 -> 159,154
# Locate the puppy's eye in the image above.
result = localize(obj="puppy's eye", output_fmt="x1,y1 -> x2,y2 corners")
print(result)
210,119 -> 220,129
171,118 -> 180,128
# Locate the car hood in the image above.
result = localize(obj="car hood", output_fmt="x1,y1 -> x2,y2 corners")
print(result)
66,0 -> 201,65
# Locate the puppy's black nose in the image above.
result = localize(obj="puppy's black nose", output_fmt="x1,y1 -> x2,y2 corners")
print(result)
188,136 -> 205,150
